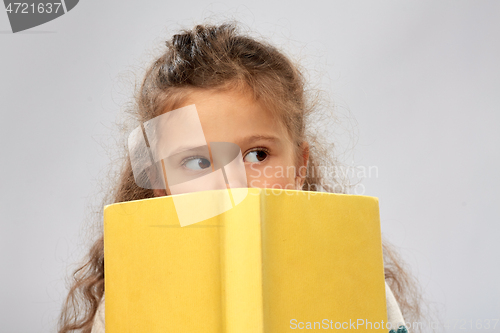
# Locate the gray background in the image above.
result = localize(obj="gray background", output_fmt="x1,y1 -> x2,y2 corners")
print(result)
1,1 -> 499,332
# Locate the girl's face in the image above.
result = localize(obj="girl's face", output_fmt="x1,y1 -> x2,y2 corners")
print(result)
154,88 -> 309,196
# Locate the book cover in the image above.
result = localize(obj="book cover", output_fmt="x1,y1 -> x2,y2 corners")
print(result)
104,187 -> 387,332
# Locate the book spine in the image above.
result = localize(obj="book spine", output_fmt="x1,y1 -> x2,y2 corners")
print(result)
221,188 -> 264,333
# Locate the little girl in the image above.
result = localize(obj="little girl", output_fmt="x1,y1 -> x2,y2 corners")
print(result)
58,23 -> 421,333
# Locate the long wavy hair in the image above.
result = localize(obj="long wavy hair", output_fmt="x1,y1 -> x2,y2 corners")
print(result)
58,22 -> 422,333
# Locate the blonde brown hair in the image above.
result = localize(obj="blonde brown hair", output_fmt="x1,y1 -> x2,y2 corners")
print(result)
58,22 -> 422,332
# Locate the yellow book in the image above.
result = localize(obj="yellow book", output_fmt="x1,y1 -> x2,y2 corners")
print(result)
104,188 -> 387,332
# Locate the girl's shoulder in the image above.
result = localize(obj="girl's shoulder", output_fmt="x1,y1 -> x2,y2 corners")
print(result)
91,286 -> 408,333
90,294 -> 105,333
385,282 -> 409,333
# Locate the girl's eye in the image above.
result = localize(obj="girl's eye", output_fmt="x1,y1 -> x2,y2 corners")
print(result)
184,157 -> 211,170
244,149 -> 269,163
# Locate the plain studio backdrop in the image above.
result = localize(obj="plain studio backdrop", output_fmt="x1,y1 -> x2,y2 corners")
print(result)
1,1 -> 499,332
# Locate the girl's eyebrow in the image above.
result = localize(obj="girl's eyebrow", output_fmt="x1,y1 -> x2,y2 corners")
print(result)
163,144 -> 208,159
238,134 -> 281,145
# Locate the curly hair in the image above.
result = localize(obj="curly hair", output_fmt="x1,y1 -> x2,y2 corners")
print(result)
58,22 -> 422,333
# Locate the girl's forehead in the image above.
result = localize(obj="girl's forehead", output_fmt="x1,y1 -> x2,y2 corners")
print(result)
178,89 -> 287,140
